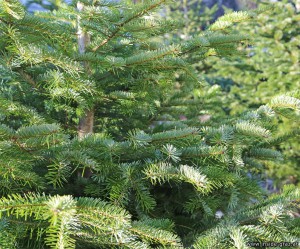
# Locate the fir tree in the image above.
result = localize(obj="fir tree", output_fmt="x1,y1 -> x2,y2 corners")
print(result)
0,0 -> 299,248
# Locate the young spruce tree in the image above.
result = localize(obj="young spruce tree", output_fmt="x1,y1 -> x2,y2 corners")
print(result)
0,0 -> 299,248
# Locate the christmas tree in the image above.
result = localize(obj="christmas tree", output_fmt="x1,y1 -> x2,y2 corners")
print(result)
0,0 -> 299,248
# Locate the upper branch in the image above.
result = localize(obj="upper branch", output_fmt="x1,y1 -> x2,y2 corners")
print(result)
92,0 -> 167,52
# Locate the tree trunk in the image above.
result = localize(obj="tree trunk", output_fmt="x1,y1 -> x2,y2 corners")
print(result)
77,1 -> 93,177
78,109 -> 94,139
77,1 -> 94,140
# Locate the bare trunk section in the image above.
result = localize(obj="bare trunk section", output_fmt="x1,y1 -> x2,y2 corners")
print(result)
77,2 -> 93,177
78,109 -> 94,138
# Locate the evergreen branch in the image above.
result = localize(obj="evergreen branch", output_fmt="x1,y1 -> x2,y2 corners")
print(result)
209,7 -> 272,31
0,0 -> 25,20
0,124 -> 14,140
248,148 -> 283,161
76,197 -> 131,222
92,0 -> 167,51
144,163 -> 210,193
0,97 -> 45,124
130,221 -> 181,247
209,11 -> 251,31
180,36 -> 210,55
269,95 -> 300,110
181,145 -> 226,158
235,121 -> 271,138
14,124 -> 60,139
151,127 -> 199,142
125,46 -> 180,66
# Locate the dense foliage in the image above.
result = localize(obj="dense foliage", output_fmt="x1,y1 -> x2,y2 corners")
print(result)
0,0 -> 299,248
163,0 -> 300,189
204,0 -> 300,187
